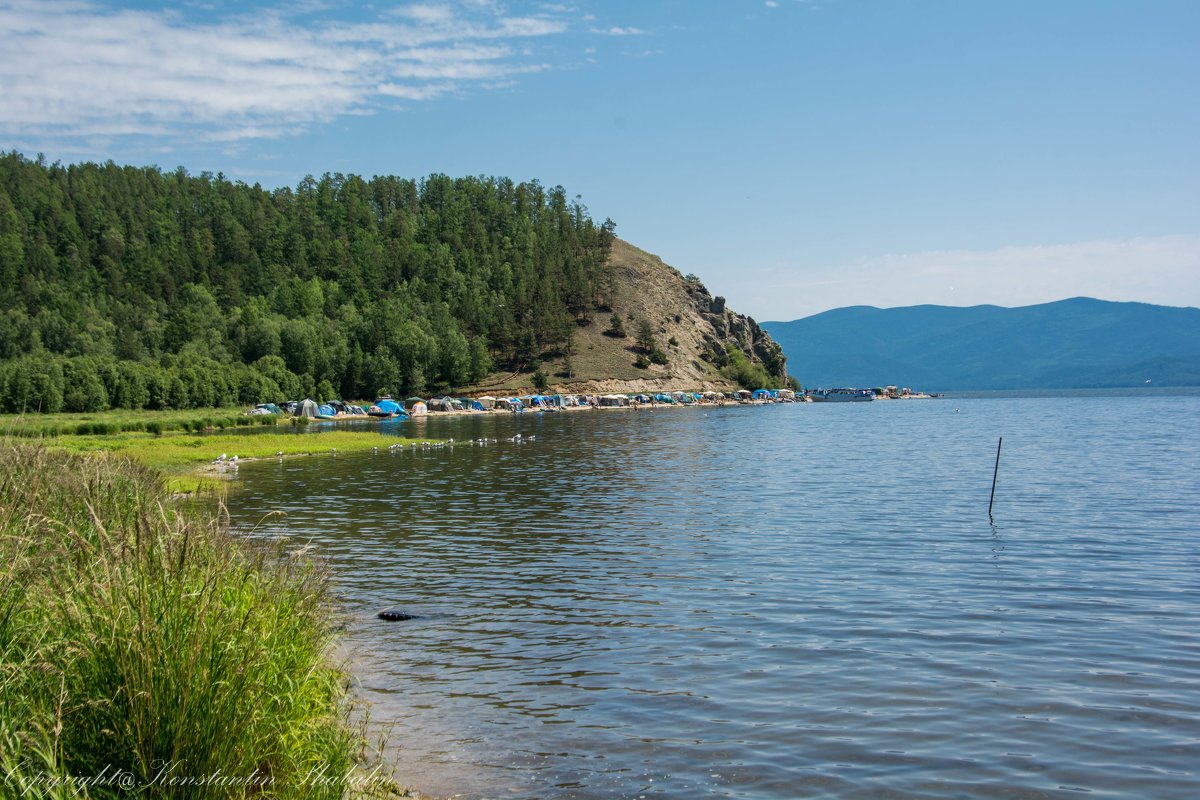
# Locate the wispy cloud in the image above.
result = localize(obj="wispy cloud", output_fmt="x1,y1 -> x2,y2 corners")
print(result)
742,236 -> 1200,321
593,25 -> 647,36
0,0 -> 569,147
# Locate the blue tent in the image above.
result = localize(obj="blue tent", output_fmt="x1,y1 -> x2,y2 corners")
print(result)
654,393 -> 674,403
371,398 -> 406,416
752,389 -> 773,400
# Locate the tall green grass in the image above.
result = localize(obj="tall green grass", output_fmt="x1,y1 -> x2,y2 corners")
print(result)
0,409 -> 283,439
0,444 -> 402,799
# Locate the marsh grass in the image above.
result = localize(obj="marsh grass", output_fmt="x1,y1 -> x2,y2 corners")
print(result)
0,409 -> 282,439
47,430 -> 417,470
0,444 -> 406,799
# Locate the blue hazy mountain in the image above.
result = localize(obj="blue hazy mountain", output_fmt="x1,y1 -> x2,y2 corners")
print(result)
761,297 -> 1200,390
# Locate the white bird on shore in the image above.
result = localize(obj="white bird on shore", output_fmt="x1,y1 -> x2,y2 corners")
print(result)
213,453 -> 227,463
229,455 -> 239,463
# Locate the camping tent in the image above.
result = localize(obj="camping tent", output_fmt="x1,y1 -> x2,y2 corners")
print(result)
295,398 -> 320,418
477,396 -> 497,410
369,398 -> 404,416
428,397 -> 454,412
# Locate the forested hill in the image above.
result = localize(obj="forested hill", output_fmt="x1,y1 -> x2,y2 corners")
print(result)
763,298 -> 1200,390
0,152 -> 625,411
0,152 -> 785,413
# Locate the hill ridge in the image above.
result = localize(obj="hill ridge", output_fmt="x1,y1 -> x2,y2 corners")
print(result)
762,298 -> 1200,390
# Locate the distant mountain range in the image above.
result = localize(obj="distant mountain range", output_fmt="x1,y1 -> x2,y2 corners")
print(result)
761,297 -> 1200,390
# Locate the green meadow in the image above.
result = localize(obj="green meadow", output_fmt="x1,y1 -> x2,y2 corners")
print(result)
0,408 -> 431,493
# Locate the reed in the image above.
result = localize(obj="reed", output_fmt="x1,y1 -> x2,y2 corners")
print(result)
0,409 -> 280,439
0,443 -> 404,799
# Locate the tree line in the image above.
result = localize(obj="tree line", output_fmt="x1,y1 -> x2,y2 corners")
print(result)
0,152 -> 615,411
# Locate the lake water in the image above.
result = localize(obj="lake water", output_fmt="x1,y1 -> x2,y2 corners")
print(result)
225,391 -> 1200,799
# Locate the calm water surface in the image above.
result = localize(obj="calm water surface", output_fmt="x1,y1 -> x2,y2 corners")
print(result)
226,393 -> 1200,799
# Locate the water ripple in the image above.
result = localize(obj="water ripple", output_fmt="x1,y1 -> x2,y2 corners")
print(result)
228,394 -> 1200,799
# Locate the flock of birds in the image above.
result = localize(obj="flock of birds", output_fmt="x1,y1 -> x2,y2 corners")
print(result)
211,433 -> 537,466
211,453 -> 239,469
377,433 -> 537,452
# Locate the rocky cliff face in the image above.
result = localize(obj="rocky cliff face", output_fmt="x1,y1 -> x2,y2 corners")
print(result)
481,238 -> 786,395
674,249 -> 787,377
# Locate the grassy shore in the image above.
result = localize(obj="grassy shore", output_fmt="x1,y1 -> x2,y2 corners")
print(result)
0,442 -> 411,799
0,408 -> 433,494
0,407 -> 284,438
54,428 -> 428,493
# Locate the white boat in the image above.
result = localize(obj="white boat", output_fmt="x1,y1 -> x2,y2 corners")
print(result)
810,388 -> 874,402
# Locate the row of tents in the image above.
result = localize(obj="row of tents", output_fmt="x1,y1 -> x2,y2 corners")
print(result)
255,389 -> 798,419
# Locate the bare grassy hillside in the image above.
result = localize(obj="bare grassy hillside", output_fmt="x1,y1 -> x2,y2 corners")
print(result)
470,239 -> 786,395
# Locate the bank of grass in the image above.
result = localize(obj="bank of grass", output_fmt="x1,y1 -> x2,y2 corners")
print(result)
0,442 -> 409,799
52,428 -> 424,471
34,422 -> 430,494
0,407 -> 282,438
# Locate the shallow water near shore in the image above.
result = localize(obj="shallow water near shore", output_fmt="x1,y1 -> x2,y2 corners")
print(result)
226,391 -> 1200,799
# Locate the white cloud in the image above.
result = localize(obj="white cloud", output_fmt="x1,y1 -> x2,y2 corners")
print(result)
392,4 -> 457,25
743,235 -> 1200,321
0,0 -> 570,146
593,26 -> 647,36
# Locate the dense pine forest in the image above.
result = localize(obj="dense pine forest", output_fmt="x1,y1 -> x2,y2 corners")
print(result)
0,152 -> 616,412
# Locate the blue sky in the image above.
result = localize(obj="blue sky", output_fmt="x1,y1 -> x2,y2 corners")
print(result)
2,0 -> 1197,320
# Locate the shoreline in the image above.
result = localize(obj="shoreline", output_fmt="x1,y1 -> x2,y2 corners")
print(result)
12,388 -> 943,492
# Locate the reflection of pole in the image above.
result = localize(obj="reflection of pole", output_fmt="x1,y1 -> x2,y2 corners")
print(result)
988,437 -> 1003,520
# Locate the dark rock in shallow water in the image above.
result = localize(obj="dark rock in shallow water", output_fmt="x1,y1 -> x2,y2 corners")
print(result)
377,610 -> 418,621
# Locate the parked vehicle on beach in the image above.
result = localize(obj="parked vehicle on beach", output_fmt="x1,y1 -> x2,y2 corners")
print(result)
810,388 -> 874,402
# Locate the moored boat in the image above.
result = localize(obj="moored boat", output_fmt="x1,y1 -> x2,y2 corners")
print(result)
810,388 -> 874,402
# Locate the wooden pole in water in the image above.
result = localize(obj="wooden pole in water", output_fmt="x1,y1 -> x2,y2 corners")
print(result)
988,437 -> 1003,519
